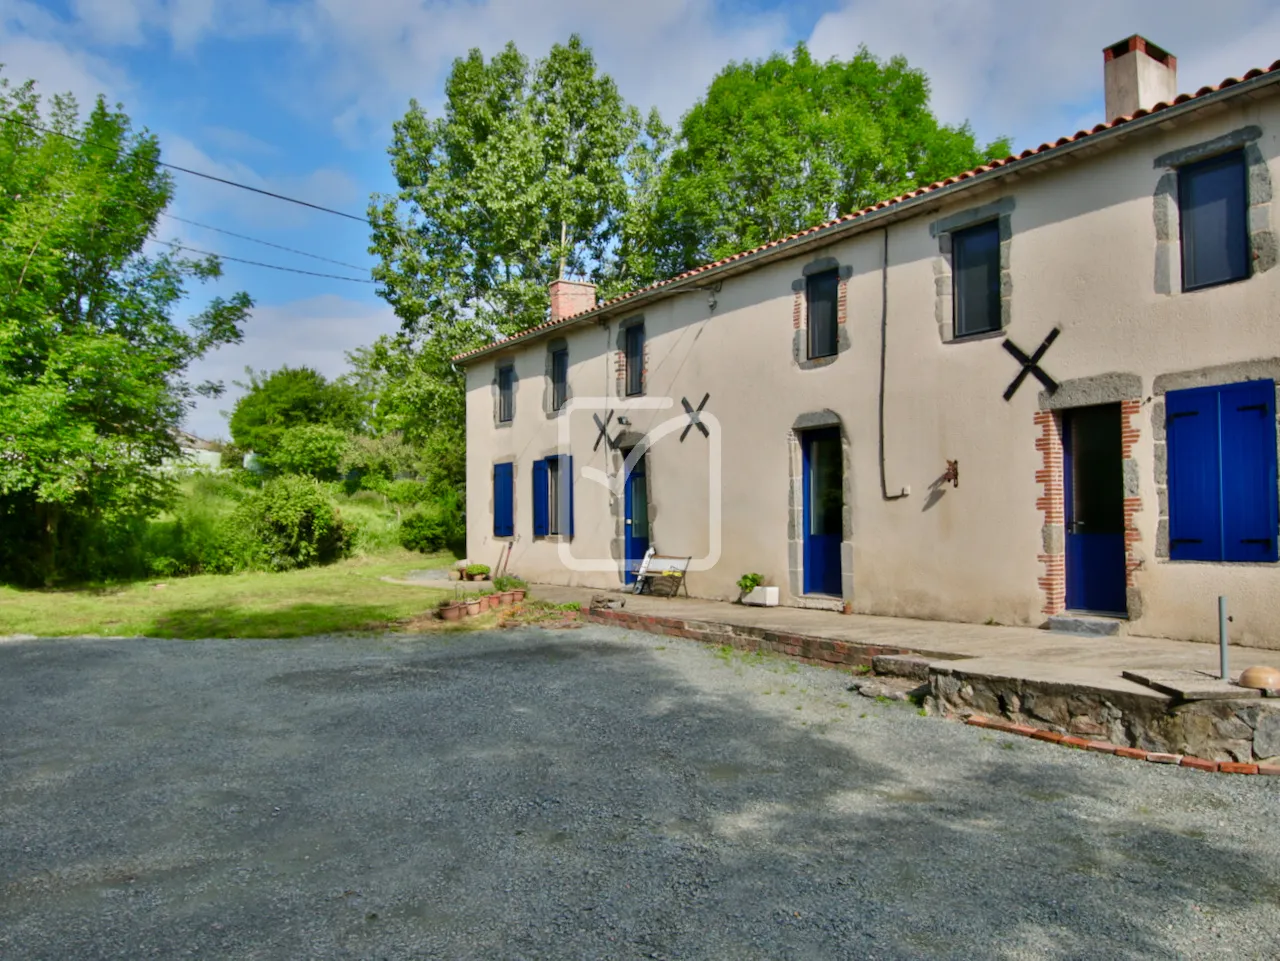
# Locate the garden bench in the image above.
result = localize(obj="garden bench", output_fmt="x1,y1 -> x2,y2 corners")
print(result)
631,548 -> 692,597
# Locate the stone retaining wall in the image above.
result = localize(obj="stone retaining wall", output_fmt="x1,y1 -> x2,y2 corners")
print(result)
929,665 -> 1280,764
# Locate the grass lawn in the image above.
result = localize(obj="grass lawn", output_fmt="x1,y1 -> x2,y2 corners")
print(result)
0,550 -> 462,639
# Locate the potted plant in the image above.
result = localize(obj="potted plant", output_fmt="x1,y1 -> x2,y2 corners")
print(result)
465,596 -> 482,616
738,572 -> 779,607
494,575 -> 525,604
465,563 -> 490,582
438,598 -> 465,621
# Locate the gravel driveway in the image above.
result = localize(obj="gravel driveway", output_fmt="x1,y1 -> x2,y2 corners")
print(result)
3,625 -> 1279,960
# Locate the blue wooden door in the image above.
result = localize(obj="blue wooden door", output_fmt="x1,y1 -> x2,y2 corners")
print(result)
1064,405 -> 1127,615
803,428 -> 843,596
623,453 -> 649,585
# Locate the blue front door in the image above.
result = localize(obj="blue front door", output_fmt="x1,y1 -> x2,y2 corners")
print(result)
803,428 -> 843,596
1064,404 -> 1127,615
623,452 -> 649,585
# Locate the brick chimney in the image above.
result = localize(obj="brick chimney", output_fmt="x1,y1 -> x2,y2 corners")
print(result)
1104,35 -> 1177,123
549,278 -> 596,323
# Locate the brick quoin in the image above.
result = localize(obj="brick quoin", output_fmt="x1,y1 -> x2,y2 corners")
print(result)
1119,399 -> 1143,589
793,290 -> 803,330
837,277 -> 849,324
1033,410 -> 1067,615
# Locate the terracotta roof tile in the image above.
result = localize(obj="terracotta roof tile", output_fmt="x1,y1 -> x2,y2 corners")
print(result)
454,58 -> 1280,363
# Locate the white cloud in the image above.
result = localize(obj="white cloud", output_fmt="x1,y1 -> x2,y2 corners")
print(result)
0,3 -> 131,114
183,294 -> 401,440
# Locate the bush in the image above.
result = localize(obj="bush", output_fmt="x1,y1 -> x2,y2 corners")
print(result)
399,489 -> 464,555
464,563 -> 490,577
235,475 -> 352,571
493,575 -> 526,591
341,432 -> 417,484
268,425 -> 351,480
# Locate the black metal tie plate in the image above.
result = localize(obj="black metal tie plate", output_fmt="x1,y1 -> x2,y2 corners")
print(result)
1002,328 -> 1061,401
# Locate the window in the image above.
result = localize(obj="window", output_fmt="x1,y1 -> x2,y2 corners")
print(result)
806,269 -> 839,359
1166,380 -> 1277,562
625,324 -> 645,396
497,365 -> 514,423
493,462 -> 514,537
532,454 -> 574,538
551,348 -> 569,411
1179,150 -> 1249,291
952,221 -> 1002,337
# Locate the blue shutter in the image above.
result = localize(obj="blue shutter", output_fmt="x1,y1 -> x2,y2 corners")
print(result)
1220,380 -> 1278,562
1166,386 -> 1222,561
563,455 -> 574,538
493,462 -> 514,537
532,459 -> 549,537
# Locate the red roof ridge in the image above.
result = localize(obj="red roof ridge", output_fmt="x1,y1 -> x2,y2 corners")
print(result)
454,57 -> 1280,362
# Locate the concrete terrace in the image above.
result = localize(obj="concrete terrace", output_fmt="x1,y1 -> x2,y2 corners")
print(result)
531,584 -> 1264,700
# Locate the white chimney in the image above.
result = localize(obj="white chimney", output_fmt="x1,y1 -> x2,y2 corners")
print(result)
1104,35 -> 1177,123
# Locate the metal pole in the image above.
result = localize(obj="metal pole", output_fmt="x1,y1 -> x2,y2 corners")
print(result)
1219,596 -> 1230,681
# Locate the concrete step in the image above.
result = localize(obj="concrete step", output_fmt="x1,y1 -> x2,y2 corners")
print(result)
1047,614 -> 1124,637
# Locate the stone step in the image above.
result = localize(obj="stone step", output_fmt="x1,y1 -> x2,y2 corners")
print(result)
871,654 -> 932,680
1047,614 -> 1124,637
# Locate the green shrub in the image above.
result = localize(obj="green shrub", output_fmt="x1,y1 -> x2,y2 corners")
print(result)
268,425 -> 351,480
341,432 -> 417,484
464,563 -> 490,577
737,572 -> 765,595
235,475 -> 352,571
399,504 -> 452,554
493,575 -> 527,591
384,479 -> 431,506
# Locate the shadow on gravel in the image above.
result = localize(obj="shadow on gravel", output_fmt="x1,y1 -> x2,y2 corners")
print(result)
1,629 -> 1276,960
145,602 -> 403,638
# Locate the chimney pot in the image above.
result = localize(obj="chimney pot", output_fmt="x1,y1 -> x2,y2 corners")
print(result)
1103,35 -> 1177,123
548,278 -> 597,324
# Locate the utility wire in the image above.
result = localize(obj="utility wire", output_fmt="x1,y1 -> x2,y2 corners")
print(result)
157,213 -> 370,271
147,238 -> 376,283
4,114 -> 371,224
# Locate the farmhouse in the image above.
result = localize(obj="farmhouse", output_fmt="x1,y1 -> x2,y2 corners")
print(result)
456,37 -> 1280,648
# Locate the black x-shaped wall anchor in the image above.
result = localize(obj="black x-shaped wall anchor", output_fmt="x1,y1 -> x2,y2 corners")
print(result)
680,393 -> 711,442
593,410 -> 617,452
1001,328 -> 1061,401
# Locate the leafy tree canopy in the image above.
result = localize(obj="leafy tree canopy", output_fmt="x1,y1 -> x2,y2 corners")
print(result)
0,73 -> 252,584
368,34 -> 664,347
637,43 -> 1013,276
227,365 -> 363,455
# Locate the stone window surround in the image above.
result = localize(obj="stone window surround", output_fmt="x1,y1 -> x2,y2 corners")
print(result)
492,361 -> 517,429
787,410 -> 854,610
1152,125 -> 1276,296
608,431 -> 654,582
615,316 -> 647,399
531,446 -> 573,543
1036,374 -> 1145,620
930,197 -> 1014,344
543,337 -> 570,418
790,257 -> 853,370
1150,359 -> 1280,563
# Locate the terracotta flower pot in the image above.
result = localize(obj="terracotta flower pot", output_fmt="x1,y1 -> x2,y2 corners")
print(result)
489,593 -> 503,609
470,573 -> 486,582
465,599 -> 482,616
438,603 -> 464,622
511,589 -> 526,602
500,591 -> 515,605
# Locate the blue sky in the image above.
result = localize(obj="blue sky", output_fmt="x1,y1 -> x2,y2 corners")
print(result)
3,0 -> 1279,439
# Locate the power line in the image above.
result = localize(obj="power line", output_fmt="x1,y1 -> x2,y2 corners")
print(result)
157,213 -> 370,271
148,238 -> 376,283
3,114 -> 371,224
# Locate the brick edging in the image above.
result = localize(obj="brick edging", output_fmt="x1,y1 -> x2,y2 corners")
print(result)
583,608 -> 909,668
965,715 -> 1279,776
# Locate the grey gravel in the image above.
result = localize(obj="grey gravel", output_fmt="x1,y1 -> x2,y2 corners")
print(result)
3,625 -> 1280,960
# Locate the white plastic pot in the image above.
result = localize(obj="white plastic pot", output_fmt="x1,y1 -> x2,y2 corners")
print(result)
743,586 -> 779,607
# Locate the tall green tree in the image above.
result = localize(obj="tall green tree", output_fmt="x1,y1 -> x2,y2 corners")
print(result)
368,34 -> 659,346
227,365 -> 364,455
0,75 -> 252,585
635,43 -> 1012,276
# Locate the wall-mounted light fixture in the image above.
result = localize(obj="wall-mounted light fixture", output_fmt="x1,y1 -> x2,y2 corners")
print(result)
616,415 -> 631,426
